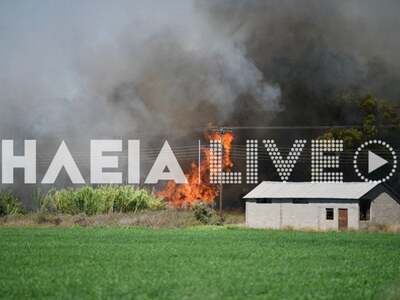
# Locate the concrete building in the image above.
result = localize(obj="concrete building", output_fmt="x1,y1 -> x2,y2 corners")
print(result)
244,182 -> 400,230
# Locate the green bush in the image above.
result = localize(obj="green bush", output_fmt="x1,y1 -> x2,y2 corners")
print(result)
41,186 -> 165,215
0,191 -> 23,216
192,201 -> 216,224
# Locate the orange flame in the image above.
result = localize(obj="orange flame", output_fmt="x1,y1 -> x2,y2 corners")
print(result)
158,132 -> 234,208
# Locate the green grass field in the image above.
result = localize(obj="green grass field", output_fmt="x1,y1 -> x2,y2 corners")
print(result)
0,227 -> 399,300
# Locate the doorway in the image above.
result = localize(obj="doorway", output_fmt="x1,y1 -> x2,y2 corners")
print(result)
338,208 -> 348,230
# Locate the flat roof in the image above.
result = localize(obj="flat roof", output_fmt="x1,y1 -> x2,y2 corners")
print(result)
244,181 -> 379,199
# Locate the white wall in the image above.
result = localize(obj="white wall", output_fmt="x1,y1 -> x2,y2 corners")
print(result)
246,202 -> 281,229
281,203 -> 319,229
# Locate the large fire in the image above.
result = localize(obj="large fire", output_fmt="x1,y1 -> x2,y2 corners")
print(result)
158,132 -> 234,208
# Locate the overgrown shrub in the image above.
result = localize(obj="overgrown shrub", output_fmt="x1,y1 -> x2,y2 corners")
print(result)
41,186 -> 165,215
0,191 -> 23,216
192,201 -> 216,224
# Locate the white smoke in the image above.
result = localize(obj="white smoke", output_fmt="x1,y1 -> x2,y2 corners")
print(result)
0,0 -> 281,141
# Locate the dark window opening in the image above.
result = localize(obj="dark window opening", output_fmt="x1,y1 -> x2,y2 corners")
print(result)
326,208 -> 334,220
360,199 -> 371,221
292,199 -> 309,204
256,199 -> 272,204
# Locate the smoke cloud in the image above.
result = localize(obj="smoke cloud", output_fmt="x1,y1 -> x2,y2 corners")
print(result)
199,0 -> 400,125
0,0 -> 281,142
1,0 -> 400,139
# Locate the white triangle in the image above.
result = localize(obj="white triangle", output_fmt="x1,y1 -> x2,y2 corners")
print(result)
368,151 -> 388,173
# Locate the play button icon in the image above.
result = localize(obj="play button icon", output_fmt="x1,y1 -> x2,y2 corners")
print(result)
368,151 -> 388,173
354,140 -> 397,183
